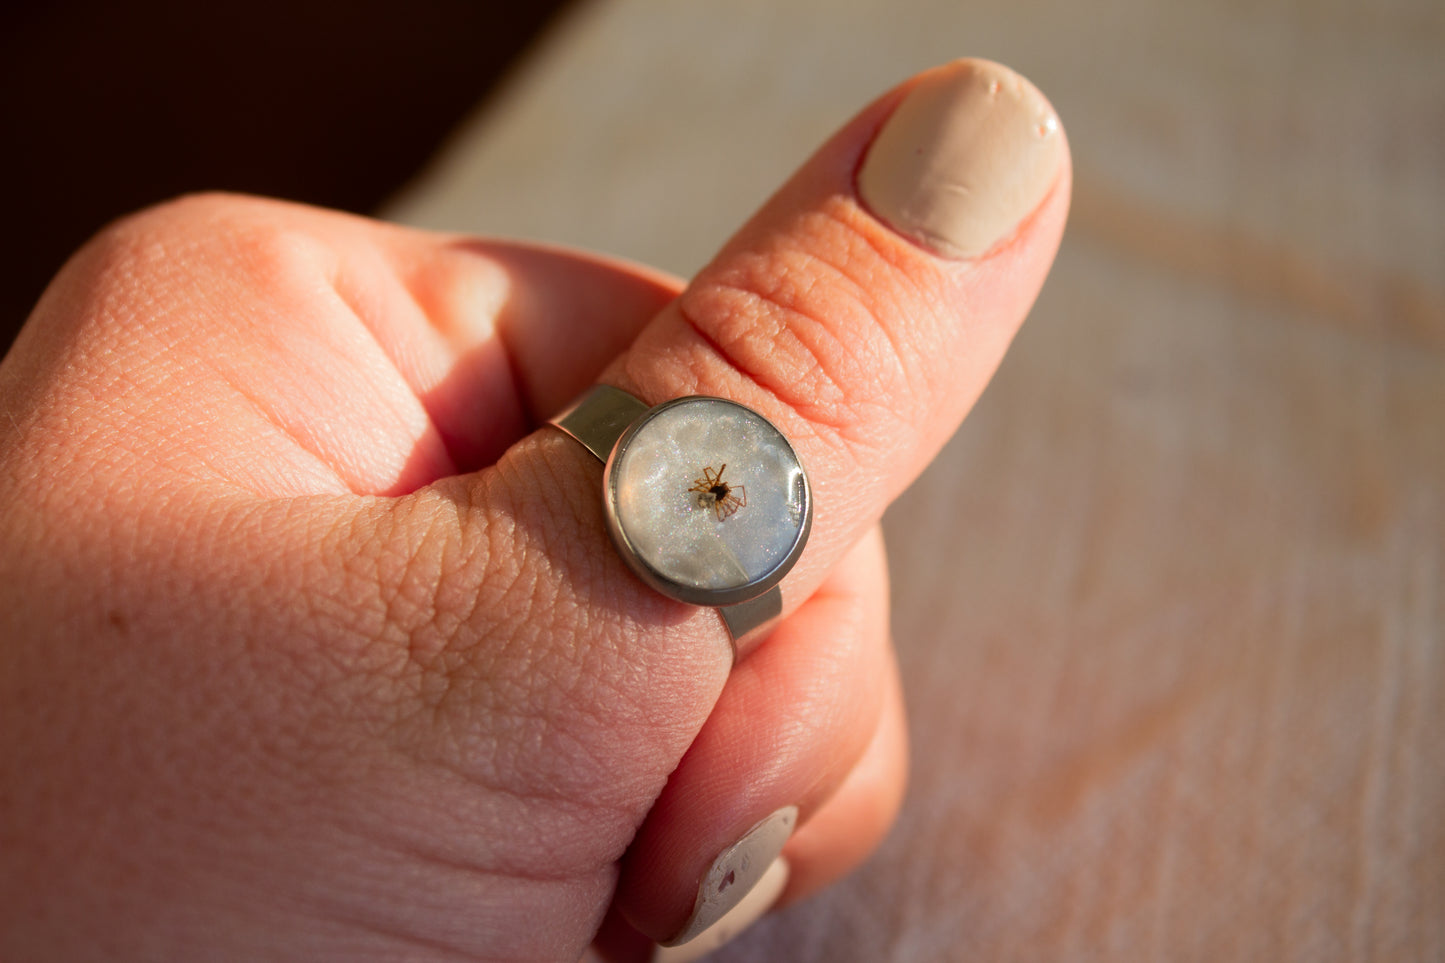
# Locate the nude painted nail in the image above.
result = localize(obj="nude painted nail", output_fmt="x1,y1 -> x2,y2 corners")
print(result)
658,805 -> 798,949
652,857 -> 790,963
857,58 -> 1064,260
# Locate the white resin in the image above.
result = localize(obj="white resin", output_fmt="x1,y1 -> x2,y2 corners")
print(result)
611,400 -> 807,594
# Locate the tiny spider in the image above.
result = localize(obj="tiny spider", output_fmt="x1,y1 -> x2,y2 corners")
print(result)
688,464 -> 747,520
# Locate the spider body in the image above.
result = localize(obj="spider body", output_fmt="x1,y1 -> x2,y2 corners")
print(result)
689,464 -> 747,520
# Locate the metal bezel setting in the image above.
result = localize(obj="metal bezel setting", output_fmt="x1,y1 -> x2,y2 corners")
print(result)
601,396 -> 813,608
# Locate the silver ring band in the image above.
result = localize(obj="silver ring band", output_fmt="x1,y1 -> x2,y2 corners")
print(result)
551,385 -> 810,660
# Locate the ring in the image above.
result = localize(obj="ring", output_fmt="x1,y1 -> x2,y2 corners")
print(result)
549,385 -> 812,659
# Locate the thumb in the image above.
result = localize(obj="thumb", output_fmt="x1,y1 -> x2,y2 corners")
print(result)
340,57 -> 1069,952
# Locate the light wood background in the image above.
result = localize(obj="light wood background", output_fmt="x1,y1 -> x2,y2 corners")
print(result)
386,1 -> 1445,959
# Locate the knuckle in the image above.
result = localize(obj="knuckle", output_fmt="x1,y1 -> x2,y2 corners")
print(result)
667,201 -> 945,458
88,192 -> 275,271
62,193 -> 337,342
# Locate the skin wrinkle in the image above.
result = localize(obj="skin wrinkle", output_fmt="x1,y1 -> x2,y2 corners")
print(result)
661,290 -> 879,524
297,845 -> 563,963
330,866 -> 607,962
466,500 -> 572,701
484,443 -> 702,716
362,519 -> 495,728
325,274 -> 455,486
641,272 -> 910,611
429,501 -> 490,663
676,277 -> 857,436
484,448 -> 734,764
330,244 -> 512,483
310,525 -> 479,749
376,766 -> 633,882
353,454 -> 668,809
332,914 -> 485,963
495,598 -> 673,803
465,251 -> 554,424
676,223 -> 935,469
797,199 -> 939,405
183,205 -> 443,497
272,512 -> 555,813
281,491 -> 479,741
380,513 -> 451,694
398,255 -> 531,469
213,363 -> 351,495
490,446 -> 584,601
260,507 -> 350,688
489,300 -> 538,435
447,451 -> 719,803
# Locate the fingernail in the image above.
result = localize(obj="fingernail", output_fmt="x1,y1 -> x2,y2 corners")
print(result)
658,805 -> 798,949
857,58 -> 1064,260
653,857 -> 790,962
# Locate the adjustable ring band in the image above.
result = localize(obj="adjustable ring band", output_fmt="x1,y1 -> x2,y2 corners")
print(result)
550,385 -> 647,461
550,385 -> 812,660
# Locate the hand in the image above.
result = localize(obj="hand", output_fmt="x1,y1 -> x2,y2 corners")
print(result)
0,59 -> 1068,961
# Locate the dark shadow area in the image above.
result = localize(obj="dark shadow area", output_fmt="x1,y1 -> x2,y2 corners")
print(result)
0,0 -> 575,353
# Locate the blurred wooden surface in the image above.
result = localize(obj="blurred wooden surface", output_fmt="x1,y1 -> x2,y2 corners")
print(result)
388,0 -> 1445,959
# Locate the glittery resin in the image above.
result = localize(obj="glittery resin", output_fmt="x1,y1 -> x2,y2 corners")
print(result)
607,398 -> 808,603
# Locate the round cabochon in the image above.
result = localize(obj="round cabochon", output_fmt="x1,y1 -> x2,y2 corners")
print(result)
605,397 -> 811,606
